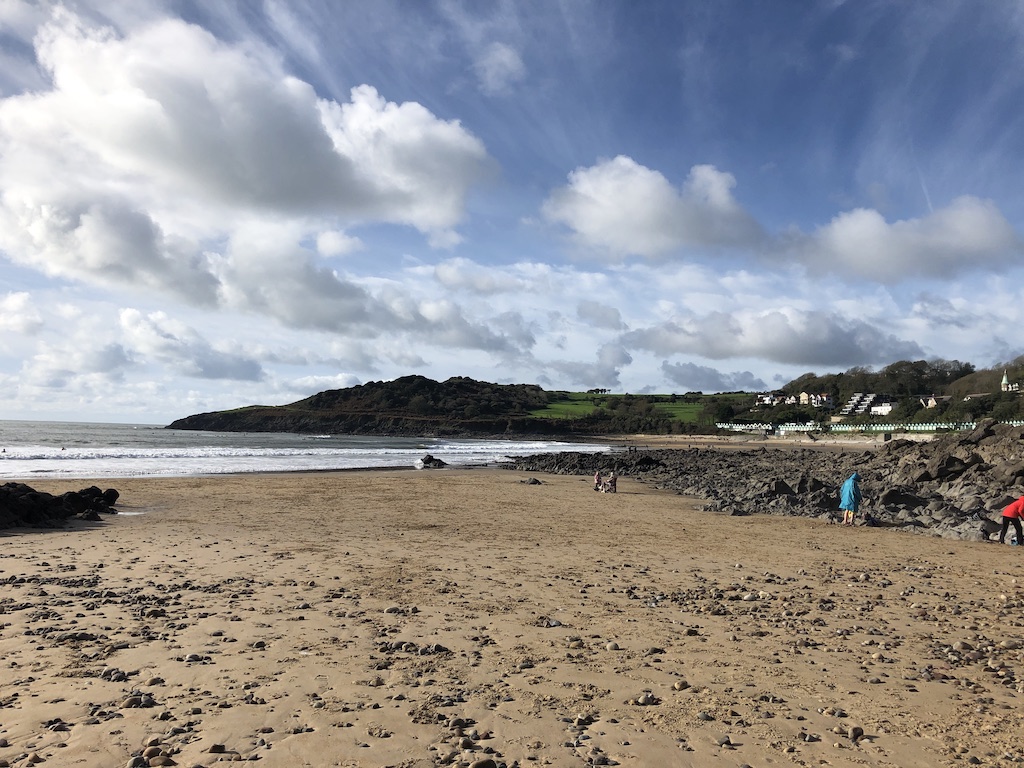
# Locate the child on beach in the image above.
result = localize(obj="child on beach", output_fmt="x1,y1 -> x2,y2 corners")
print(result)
999,495 -> 1024,545
839,472 -> 861,526
594,470 -> 602,491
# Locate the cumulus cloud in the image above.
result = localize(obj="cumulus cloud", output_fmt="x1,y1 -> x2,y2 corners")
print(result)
414,299 -> 517,352
0,9 -> 490,332
0,291 -> 43,334
474,41 -> 526,94
542,156 -> 1021,283
318,83 -> 490,232
577,300 -> 625,330
0,197 -> 221,304
661,361 -> 767,392
282,373 -> 362,396
15,333 -> 131,392
218,227 -> 374,331
547,342 -> 631,388
910,293 -> 979,330
433,257 -> 526,294
542,157 -> 764,258
792,196 -> 1022,282
624,308 -> 923,366
119,309 -> 265,381
316,230 -> 363,257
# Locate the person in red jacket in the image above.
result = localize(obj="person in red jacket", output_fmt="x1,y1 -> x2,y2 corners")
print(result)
999,496 -> 1024,545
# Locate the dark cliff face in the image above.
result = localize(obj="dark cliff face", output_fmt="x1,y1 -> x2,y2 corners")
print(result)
164,376 -> 585,437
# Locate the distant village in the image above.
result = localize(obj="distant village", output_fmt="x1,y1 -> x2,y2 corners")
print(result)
754,370 -> 1021,420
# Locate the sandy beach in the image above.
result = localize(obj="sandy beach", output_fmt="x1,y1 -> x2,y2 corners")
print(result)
2,468 -> 1023,768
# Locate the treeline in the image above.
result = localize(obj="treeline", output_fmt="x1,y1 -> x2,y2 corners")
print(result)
729,357 -> 1024,424
780,359 -> 978,402
296,375 -> 551,419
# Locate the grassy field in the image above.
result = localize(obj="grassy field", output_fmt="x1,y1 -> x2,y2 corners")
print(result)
528,391 -> 601,419
529,391 -> 754,424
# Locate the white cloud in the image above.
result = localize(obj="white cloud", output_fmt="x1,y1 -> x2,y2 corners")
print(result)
0,197 -> 222,304
797,196 -> 1022,281
433,257 -> 525,294
547,341 -> 631,389
0,9 -> 491,331
316,230 -> 363,257
542,156 -> 764,258
624,308 -> 923,366
543,157 -> 1022,284
0,291 -> 42,333
318,83 -> 490,232
416,298 -> 517,352
474,41 -> 526,94
283,373 -> 362,396
119,308 -> 265,381
11,322 -> 132,402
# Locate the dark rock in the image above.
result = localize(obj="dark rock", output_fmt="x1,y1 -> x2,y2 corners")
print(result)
0,483 -> 120,530
418,454 -> 448,469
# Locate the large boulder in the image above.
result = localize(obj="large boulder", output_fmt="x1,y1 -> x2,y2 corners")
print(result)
0,483 -> 119,529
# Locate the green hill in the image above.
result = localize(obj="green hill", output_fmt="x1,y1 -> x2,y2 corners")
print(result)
167,358 -> 1024,437
166,376 -> 735,436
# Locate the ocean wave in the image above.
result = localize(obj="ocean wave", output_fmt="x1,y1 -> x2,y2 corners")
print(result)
0,421 -> 611,479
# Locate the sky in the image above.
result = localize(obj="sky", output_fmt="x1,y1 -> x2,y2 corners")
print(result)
1,0 -> 1023,424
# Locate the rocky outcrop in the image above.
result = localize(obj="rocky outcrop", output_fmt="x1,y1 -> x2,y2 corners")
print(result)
417,454 -> 448,469
503,419 -> 1024,542
0,483 -> 120,529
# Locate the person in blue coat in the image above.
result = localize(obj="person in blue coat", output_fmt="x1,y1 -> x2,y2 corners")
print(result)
840,472 -> 862,526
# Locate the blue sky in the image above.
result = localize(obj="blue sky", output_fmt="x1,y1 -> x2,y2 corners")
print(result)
1,0 -> 1023,423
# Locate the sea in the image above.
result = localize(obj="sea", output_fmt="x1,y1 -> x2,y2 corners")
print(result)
0,420 -> 612,480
